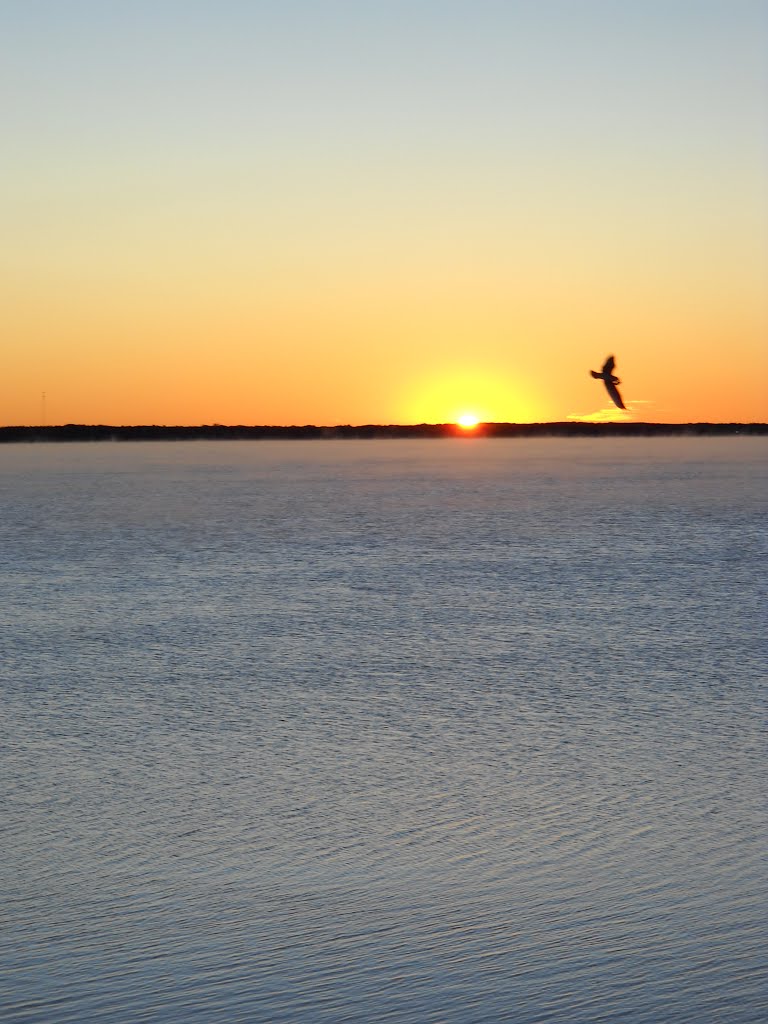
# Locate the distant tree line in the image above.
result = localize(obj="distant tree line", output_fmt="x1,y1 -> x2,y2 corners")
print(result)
0,422 -> 765,443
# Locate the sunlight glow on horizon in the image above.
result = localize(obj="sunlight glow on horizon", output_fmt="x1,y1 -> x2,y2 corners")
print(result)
399,365 -> 547,426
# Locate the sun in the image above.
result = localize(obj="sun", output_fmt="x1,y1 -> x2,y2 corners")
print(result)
400,366 -> 544,425
457,413 -> 480,430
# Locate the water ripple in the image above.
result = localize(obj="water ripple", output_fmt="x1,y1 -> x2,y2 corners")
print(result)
2,439 -> 766,1022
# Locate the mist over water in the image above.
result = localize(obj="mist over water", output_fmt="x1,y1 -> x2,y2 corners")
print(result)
2,438 -> 766,1023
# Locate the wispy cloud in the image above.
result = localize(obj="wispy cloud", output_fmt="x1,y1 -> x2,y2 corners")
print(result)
567,399 -> 652,422
567,408 -> 632,423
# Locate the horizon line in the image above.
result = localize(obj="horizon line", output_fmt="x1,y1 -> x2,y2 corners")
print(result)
2,421 -> 766,442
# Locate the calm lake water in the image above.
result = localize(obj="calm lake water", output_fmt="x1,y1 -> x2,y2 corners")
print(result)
1,438 -> 766,1023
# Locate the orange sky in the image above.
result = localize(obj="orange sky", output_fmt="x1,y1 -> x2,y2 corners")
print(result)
2,2 -> 767,425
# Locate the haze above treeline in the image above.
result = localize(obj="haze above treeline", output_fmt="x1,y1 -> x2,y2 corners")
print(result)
1,423 -> 766,444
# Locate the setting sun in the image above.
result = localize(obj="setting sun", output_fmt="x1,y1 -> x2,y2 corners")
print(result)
457,414 -> 480,430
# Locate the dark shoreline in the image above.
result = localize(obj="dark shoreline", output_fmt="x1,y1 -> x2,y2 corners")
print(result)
1,422 -> 766,443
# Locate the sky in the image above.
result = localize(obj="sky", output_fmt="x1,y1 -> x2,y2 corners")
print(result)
2,0 -> 766,426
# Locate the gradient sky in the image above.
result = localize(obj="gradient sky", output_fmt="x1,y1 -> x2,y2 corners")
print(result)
2,0 -> 766,425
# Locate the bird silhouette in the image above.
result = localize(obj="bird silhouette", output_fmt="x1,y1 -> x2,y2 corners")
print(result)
590,355 -> 625,409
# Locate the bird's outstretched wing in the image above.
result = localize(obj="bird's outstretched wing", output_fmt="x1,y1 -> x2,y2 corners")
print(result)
602,355 -> 616,374
604,378 -> 625,410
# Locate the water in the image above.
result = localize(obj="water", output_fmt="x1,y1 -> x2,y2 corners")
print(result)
1,438 -> 766,1023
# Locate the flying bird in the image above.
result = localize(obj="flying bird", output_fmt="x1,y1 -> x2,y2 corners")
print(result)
590,355 -> 626,410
